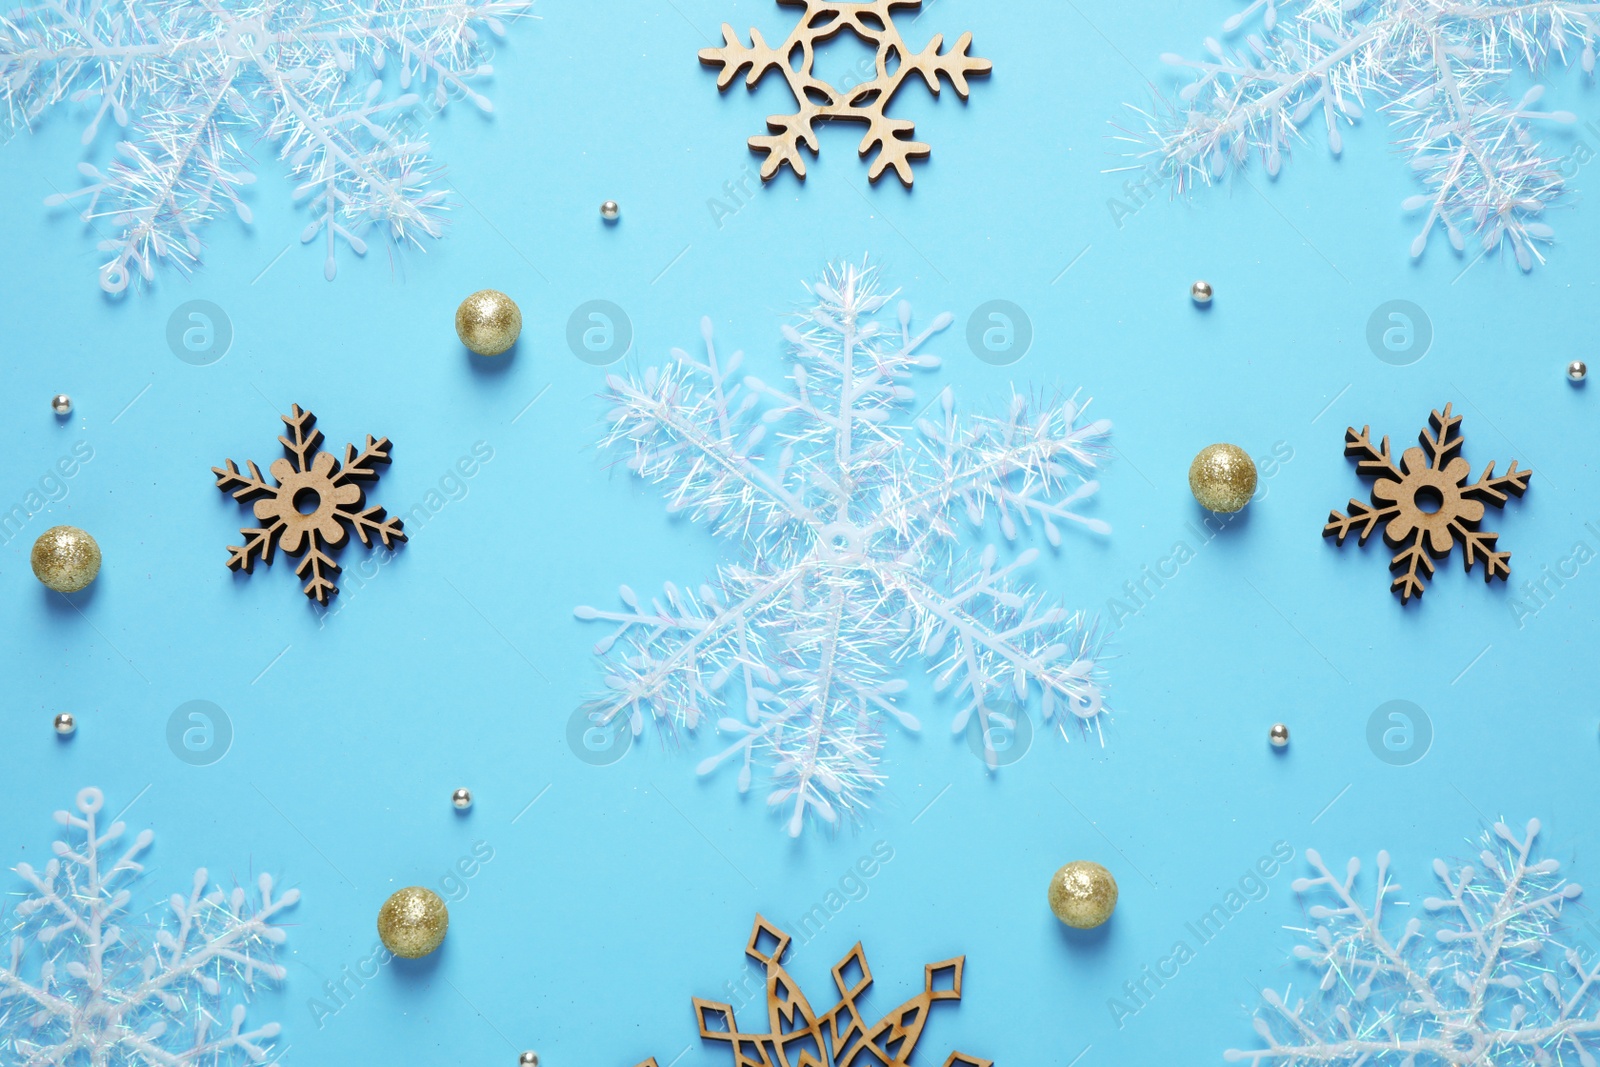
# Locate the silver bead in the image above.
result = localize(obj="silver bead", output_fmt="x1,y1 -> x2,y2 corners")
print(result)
54,712 -> 76,736
600,200 -> 620,222
1190,280 -> 1213,305
1269,723 -> 1290,748
51,394 -> 73,415
518,1053 -> 540,1067
1568,360 -> 1588,383
452,788 -> 473,811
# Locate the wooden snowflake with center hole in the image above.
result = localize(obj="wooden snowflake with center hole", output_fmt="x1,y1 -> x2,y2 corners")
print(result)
1323,404 -> 1530,604
698,0 -> 991,186
213,405 -> 405,604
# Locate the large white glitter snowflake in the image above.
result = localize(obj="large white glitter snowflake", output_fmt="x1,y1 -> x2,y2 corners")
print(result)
1125,0 -> 1590,270
0,788 -> 299,1066
575,262 -> 1113,837
0,0 -> 531,292
1229,818 -> 1600,1066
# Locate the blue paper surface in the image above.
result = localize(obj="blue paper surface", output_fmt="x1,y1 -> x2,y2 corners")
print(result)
2,1 -> 1598,1064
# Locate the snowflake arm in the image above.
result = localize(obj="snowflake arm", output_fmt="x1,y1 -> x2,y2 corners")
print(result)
1389,541 -> 1436,600
754,292 -> 945,457
891,548 -> 1105,750
263,66 -> 445,281
336,435 -> 394,483
1462,460 -> 1533,507
1135,0 -> 1594,268
698,23 -> 791,90
1420,404 -> 1466,467
849,29 -> 992,183
1344,424 -> 1403,482
277,405 -> 323,469
1323,499 -> 1396,545
1323,425 -> 1403,544
699,21 -> 824,180
576,568 -> 901,836
906,32 -> 992,97
0,2 -> 172,135
223,523 -> 284,574
211,459 -> 275,502
344,506 -> 405,548
212,460 -> 284,572
336,436 -> 406,547
294,541 -> 339,603
602,328 -> 812,536
576,570 -> 798,734
749,271 -> 950,531
895,390 -> 1112,548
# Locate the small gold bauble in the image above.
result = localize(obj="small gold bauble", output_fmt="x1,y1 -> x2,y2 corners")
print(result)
1049,860 -> 1118,929
31,525 -> 102,593
377,886 -> 449,959
1188,443 -> 1258,513
455,289 -> 523,356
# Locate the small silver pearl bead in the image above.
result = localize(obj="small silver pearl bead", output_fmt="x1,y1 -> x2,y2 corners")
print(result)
452,788 -> 473,811
1269,723 -> 1290,748
600,200 -> 620,222
518,1053 -> 540,1067
1190,280 -> 1213,305
51,394 -> 73,415
1568,360 -> 1587,383
54,712 -> 77,736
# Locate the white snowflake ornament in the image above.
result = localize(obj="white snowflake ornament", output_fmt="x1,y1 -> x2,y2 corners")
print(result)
1129,0 -> 1587,270
1231,818 -> 1600,1066
0,788 -> 299,1066
576,262 -> 1113,837
0,0 -> 532,292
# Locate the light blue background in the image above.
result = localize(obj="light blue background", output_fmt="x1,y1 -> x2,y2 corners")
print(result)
2,1 -> 1598,1064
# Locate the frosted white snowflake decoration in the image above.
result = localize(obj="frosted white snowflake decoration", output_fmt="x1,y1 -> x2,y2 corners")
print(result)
1229,818 -> 1600,1066
0,788 -> 299,1065
1127,0 -> 1589,270
0,0 -> 531,292
576,262 -> 1113,837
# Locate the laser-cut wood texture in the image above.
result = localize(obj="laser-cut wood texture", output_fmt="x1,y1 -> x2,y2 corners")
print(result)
699,1 -> 991,186
635,914 -> 989,1066
213,404 -> 405,604
1324,404 -> 1530,603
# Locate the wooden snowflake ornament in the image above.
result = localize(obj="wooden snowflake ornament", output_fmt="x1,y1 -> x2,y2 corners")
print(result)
633,915 -> 989,1067
1323,404 -> 1530,604
698,0 -> 991,186
213,405 -> 405,603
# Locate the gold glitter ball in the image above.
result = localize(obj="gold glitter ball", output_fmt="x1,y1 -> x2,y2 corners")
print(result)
377,886 -> 449,959
1048,860 -> 1118,929
31,525 -> 102,593
455,289 -> 523,356
1188,443 -> 1258,514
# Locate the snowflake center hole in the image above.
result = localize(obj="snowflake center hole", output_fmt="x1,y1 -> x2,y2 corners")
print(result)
292,487 -> 322,515
1413,485 -> 1445,515
806,28 -> 884,99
